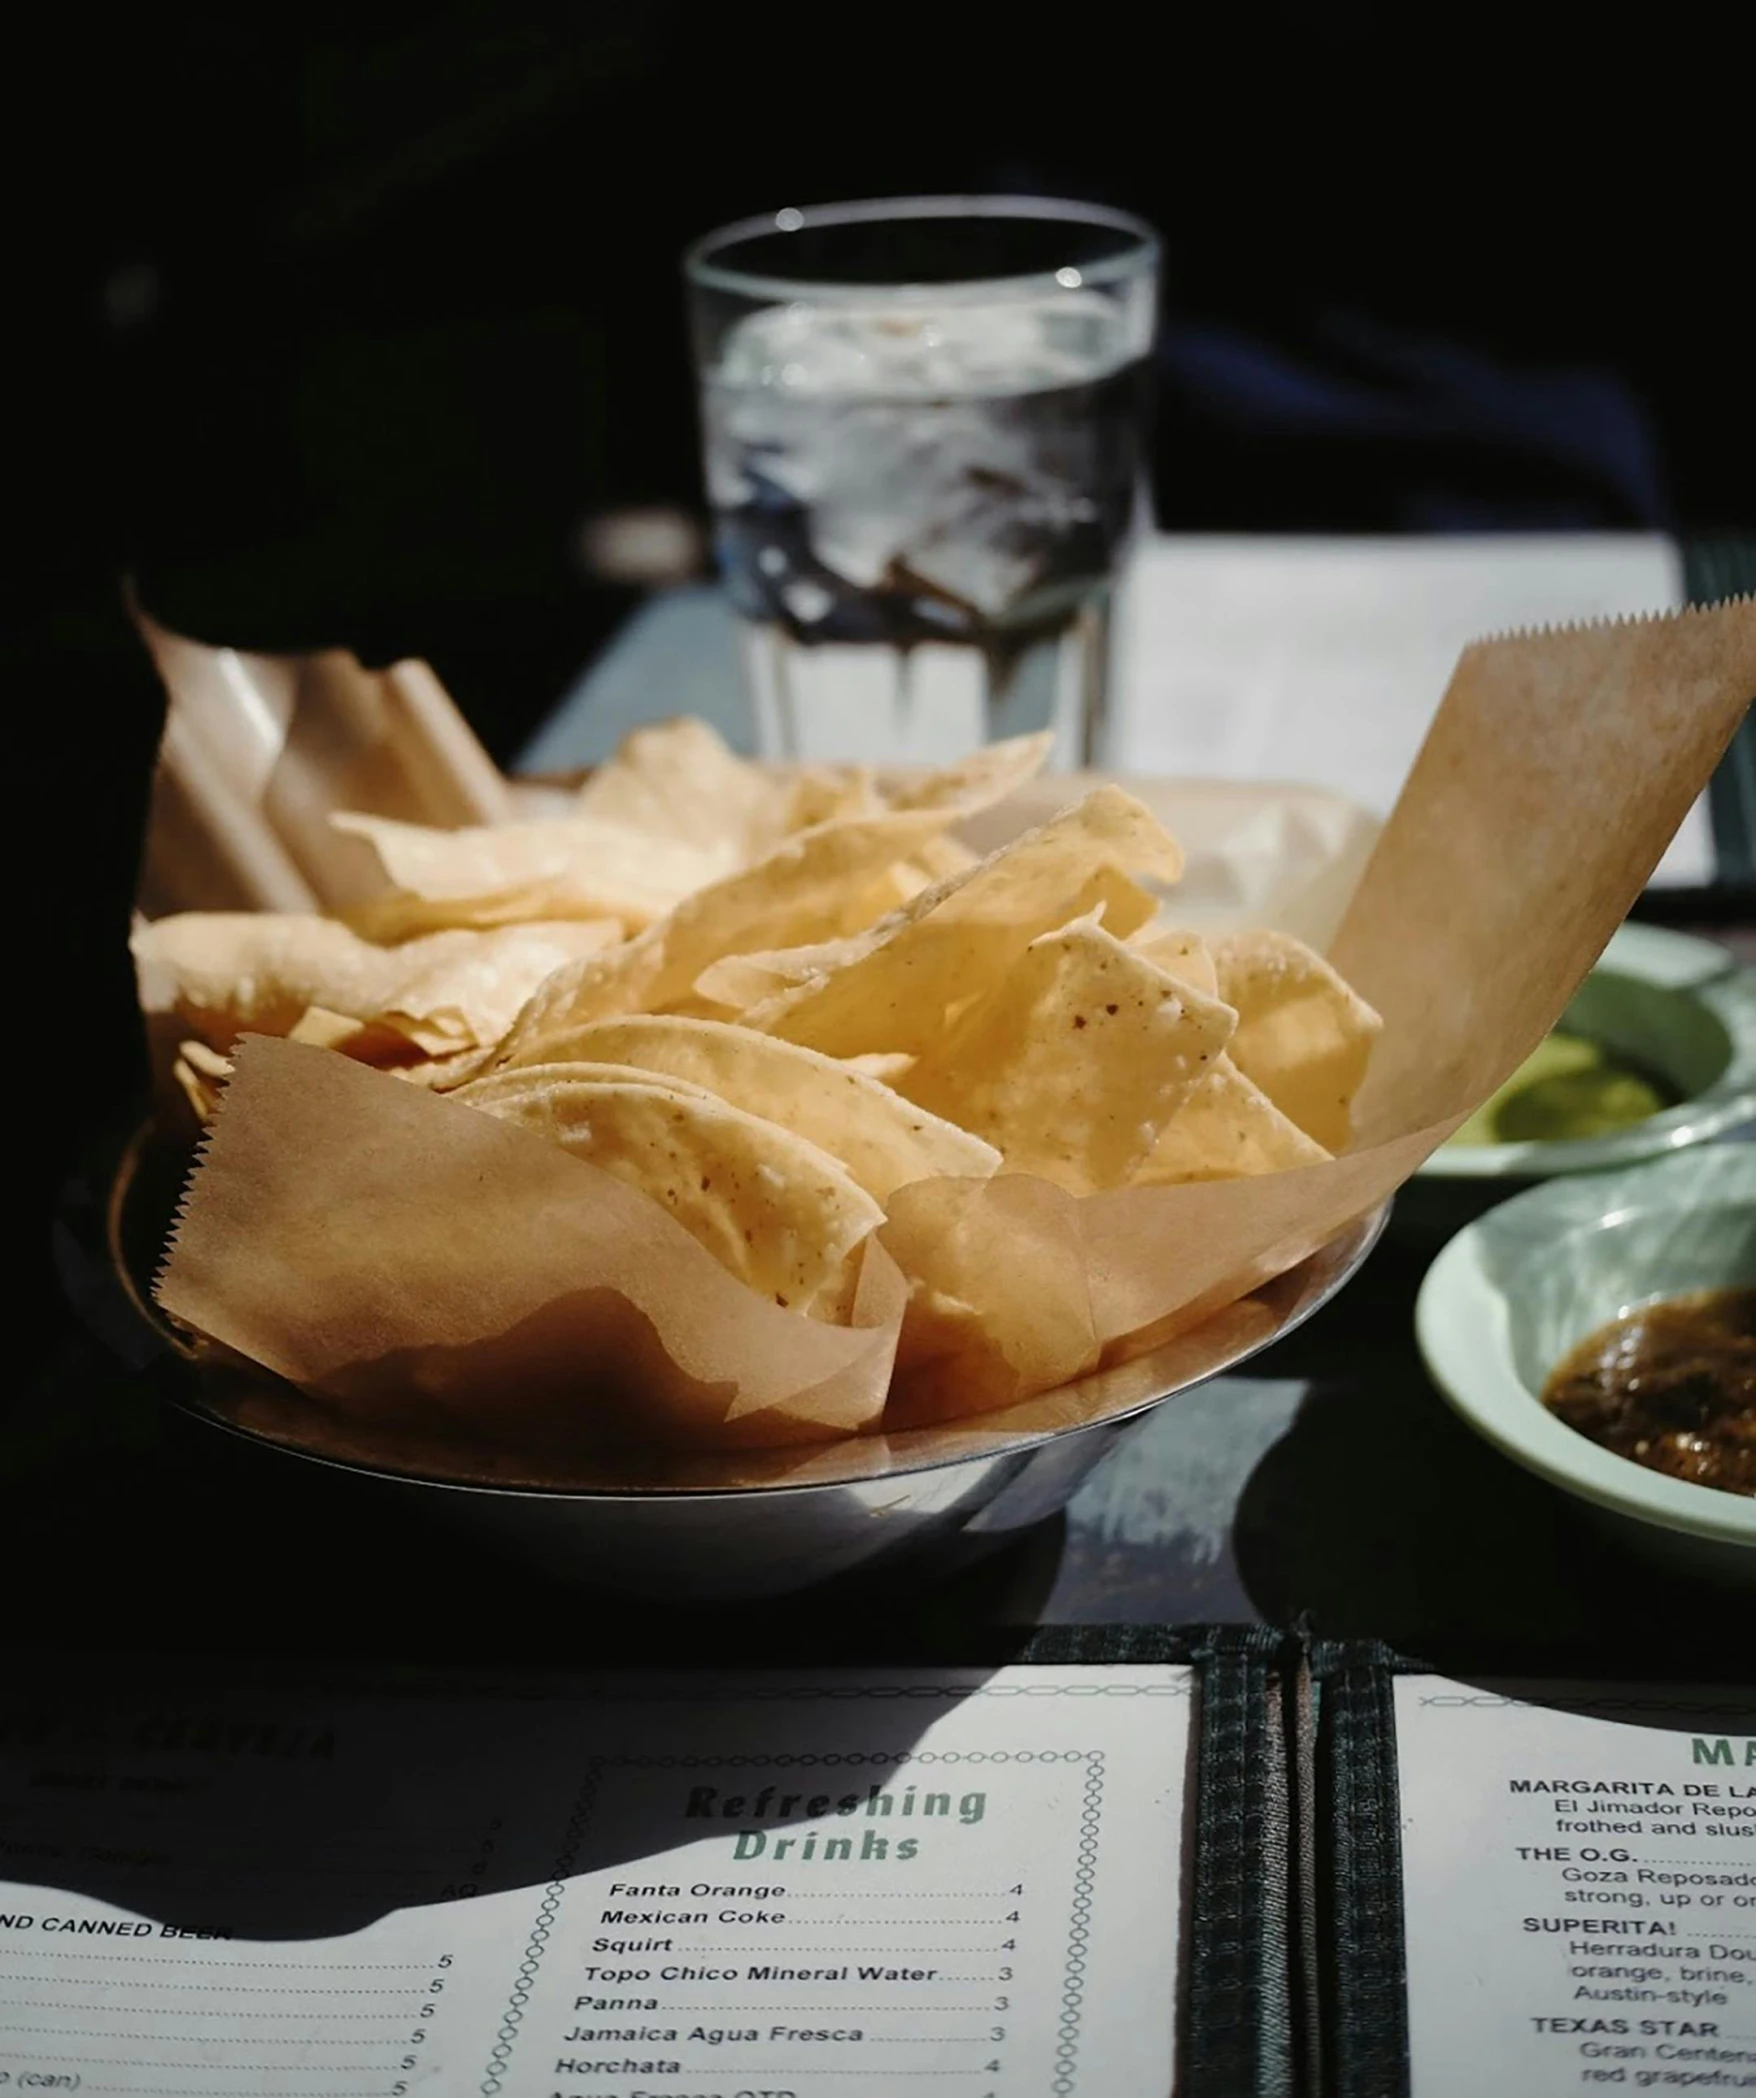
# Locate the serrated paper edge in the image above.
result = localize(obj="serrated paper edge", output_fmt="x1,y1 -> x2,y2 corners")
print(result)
1465,591 -> 1756,649
150,1078 -> 234,1310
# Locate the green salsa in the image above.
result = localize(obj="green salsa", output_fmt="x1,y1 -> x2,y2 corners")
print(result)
1449,1029 -> 1672,1147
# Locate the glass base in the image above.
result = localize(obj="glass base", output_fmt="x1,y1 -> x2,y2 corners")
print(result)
739,598 -> 1112,769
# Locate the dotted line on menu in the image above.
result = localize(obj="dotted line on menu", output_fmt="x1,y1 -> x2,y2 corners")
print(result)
630,1946 -> 1009,1953
0,2031 -> 406,2044
0,1956 -> 433,1968
0,1979 -> 414,1993
0,2007 -> 407,2019
661,2004 -> 998,2011
88,2089 -> 392,2096
0,2059 -> 391,2071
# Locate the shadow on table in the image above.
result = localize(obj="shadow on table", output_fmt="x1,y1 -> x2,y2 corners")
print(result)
1232,1225 -> 1756,1678
1233,1334 -> 1753,1678
1,1300 -> 1075,1940
0,1647 -> 1008,1941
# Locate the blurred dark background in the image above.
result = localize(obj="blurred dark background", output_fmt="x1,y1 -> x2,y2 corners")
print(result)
7,7 -> 1753,1355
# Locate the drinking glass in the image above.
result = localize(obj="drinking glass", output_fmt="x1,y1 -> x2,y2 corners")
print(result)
684,196 -> 1159,767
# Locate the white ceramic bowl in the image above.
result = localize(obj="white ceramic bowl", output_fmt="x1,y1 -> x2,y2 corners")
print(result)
1416,1145 -> 1756,1577
1418,922 -> 1756,1181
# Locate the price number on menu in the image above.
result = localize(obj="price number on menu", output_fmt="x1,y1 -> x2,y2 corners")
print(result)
391,1952 -> 453,2095
980,1877 -> 1026,2078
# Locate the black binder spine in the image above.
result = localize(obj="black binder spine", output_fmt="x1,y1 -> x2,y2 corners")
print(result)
1313,1638 -> 1411,2098
1181,1624 -> 1298,2098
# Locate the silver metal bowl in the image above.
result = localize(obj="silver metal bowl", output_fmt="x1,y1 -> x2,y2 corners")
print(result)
81,1124 -> 1387,1600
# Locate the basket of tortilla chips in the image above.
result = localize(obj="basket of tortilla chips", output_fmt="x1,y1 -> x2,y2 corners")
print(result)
103,599 -> 1756,1592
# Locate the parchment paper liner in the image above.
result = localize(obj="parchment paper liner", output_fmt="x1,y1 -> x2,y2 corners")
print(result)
115,1121 -> 1381,1493
145,600 -> 1756,1481
134,600 -> 513,920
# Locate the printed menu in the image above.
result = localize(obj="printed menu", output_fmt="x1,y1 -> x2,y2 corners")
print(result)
1398,1675 -> 1756,2097
0,1663 -> 1190,2097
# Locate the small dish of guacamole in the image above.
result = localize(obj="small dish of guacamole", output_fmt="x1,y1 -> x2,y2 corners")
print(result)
1420,920 -> 1756,1182
1449,1030 -> 1673,1148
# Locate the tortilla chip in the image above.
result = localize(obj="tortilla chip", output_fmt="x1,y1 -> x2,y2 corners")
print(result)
909,834 -> 982,881
489,808 -> 956,1064
181,1038 -> 233,1082
784,766 -> 888,832
839,860 -> 932,925
371,921 -> 624,1049
692,934 -> 863,1016
742,786 -> 1184,1058
575,717 -> 793,862
173,1040 -> 230,1124
1128,926 -> 1219,998
451,1059 -> 726,1114
1133,1056 -> 1332,1183
285,1005 -> 382,1052
170,1011 -> 460,1126
901,913 -> 1237,1193
1213,930 -> 1382,1152
283,1004 -> 441,1067
131,913 -> 622,1057
389,1050 -> 498,1090
886,730 -> 1053,814
334,808 -> 733,935
452,1072 -> 883,1322
832,832 -> 983,931
843,1051 -> 915,1085
882,1173 -> 1098,1425
517,1014 -> 1001,1202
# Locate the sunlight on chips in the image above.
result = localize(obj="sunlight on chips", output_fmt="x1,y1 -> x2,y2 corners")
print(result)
575,717 -> 794,863
783,766 -> 888,831
692,934 -> 863,1015
453,1059 -> 728,1114
901,913 -> 1238,1193
886,731 -> 1054,815
883,1173 -> 1098,1425
909,834 -> 981,881
517,1014 -> 1001,1203
742,786 -> 1184,1058
172,1038 -> 231,1124
1128,927 -> 1219,998
1214,930 -> 1382,1152
1134,1056 -> 1332,1183
335,808 -> 734,935
132,912 -> 621,1057
454,1072 -> 883,1322
490,807 -> 957,1064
